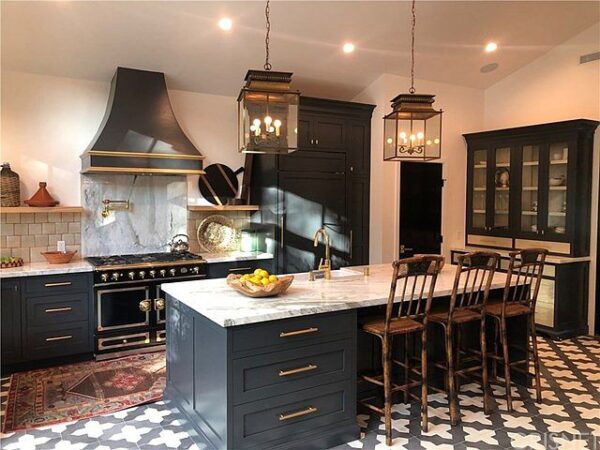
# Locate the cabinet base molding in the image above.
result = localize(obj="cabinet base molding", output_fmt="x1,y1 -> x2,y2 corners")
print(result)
467,234 -> 513,249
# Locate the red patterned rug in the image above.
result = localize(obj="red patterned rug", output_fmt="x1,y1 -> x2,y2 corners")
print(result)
2,352 -> 165,433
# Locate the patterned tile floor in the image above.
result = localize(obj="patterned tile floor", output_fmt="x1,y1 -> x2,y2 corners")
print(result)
1,336 -> 599,449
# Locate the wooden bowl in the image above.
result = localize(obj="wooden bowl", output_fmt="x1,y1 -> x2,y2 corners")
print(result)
41,251 -> 77,264
226,274 -> 294,298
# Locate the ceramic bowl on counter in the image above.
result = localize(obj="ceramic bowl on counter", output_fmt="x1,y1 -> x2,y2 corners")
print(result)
41,251 -> 77,264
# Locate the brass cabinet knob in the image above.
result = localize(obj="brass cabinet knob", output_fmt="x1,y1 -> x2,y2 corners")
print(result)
139,299 -> 152,312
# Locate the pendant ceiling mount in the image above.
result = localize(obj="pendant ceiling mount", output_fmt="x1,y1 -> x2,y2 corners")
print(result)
383,0 -> 443,161
237,0 -> 300,155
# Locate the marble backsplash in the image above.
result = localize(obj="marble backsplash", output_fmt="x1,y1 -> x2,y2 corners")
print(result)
81,175 -> 187,256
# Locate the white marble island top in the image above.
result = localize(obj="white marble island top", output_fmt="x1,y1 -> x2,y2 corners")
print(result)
162,264 -> 513,328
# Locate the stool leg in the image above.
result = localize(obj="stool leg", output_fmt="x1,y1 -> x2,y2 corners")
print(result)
456,325 -> 462,390
530,314 -> 542,403
492,319 -> 499,380
421,328 -> 428,432
383,336 -> 393,446
446,324 -> 459,425
500,316 -> 513,412
480,315 -> 491,415
404,333 -> 410,403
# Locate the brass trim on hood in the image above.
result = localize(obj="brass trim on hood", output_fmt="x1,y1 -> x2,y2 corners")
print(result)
85,150 -> 205,160
83,166 -> 205,175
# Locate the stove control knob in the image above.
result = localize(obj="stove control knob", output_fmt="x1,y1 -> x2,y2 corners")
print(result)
101,273 -> 109,282
159,269 -> 167,277
111,272 -> 121,281
139,271 -> 146,279
149,270 -> 156,278
169,268 -> 177,277
128,271 -> 136,280
191,266 -> 200,274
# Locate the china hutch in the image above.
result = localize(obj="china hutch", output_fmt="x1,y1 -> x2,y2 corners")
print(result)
461,119 -> 599,338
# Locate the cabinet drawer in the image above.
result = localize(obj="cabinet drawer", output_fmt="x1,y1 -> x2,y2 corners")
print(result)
233,339 -> 352,404
232,311 -> 354,355
26,292 -> 89,327
25,322 -> 91,359
25,273 -> 91,295
233,381 -> 354,449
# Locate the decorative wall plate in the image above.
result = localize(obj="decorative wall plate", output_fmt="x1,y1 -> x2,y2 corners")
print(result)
196,215 -> 239,252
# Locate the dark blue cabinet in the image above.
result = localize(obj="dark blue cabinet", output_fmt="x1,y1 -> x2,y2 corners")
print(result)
1,278 -> 23,366
205,259 -> 273,279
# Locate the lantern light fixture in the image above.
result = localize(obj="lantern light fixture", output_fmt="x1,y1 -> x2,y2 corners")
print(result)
237,0 -> 300,154
383,0 -> 443,161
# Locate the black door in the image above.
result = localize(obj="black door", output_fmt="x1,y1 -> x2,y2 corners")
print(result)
399,162 -> 443,257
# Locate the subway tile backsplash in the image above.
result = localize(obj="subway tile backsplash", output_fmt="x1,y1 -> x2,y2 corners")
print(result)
0,212 -> 81,263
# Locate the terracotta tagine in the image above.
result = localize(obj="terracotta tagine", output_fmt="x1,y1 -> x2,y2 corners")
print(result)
25,182 -> 59,207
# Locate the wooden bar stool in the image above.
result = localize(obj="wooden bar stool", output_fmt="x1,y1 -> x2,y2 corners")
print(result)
487,248 -> 547,411
429,251 -> 500,426
359,255 -> 444,445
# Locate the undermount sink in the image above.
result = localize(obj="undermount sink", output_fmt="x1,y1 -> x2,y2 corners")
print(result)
296,267 -> 365,282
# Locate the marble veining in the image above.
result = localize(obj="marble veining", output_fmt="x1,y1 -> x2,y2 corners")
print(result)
81,175 -> 187,256
0,260 -> 93,278
161,264 -> 516,328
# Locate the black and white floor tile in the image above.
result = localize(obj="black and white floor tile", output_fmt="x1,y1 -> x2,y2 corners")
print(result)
1,336 -> 599,449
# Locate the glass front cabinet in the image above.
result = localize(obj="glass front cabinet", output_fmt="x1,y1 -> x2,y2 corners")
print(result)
465,120 -> 598,257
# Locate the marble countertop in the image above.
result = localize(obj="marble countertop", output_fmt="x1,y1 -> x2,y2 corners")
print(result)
201,251 -> 273,264
0,260 -> 93,278
450,247 -> 590,264
162,263 -> 514,328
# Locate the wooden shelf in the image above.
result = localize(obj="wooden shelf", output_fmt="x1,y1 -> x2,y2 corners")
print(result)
550,159 -> 568,165
188,205 -> 260,212
549,212 -> 566,217
0,206 -> 84,214
523,161 -> 539,166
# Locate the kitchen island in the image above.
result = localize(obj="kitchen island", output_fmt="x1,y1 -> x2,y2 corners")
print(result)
162,264 -> 520,450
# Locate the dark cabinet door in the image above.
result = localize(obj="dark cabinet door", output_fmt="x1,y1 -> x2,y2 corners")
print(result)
279,165 -> 347,273
312,115 -> 346,150
347,120 -> 370,177
347,177 -> 369,265
1,279 -> 22,365
466,147 -> 491,234
297,116 -> 313,149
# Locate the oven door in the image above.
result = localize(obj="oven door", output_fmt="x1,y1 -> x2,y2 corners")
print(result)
97,285 -> 151,332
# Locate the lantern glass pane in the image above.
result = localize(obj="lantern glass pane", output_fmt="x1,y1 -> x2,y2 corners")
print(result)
383,117 -> 397,160
238,90 -> 299,154
423,113 -> 442,160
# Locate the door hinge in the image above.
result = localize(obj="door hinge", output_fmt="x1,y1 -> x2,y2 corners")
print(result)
439,235 -> 444,243
441,179 -> 446,187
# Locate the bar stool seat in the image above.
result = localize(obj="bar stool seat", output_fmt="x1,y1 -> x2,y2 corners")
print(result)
429,308 -> 482,324
486,302 -> 531,318
361,316 -> 424,335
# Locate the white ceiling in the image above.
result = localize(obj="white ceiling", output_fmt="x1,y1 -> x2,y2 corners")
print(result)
2,1 -> 599,100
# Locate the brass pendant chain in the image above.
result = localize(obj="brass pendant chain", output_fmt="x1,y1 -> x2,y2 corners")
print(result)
409,0 -> 416,94
264,0 -> 272,71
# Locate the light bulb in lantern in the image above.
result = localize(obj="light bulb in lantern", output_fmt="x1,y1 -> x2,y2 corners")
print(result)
252,118 -> 261,136
253,118 -> 261,126
264,116 -> 273,126
417,132 -> 424,139
250,125 -> 256,132
434,138 -> 440,144
410,134 -> 416,142
399,132 -> 407,139
269,126 -> 275,132
386,138 -> 393,144
273,119 -> 282,136
426,140 -> 432,145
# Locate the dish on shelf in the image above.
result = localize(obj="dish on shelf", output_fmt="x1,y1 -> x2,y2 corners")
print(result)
196,215 -> 239,252
41,251 -> 77,264
227,273 -> 294,298
549,176 -> 565,186
554,226 -> 566,234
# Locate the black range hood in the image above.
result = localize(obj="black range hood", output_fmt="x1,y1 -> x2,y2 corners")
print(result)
81,67 -> 204,175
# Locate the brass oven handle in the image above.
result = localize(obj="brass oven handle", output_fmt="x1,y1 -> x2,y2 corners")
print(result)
155,298 -> 165,311
279,327 -> 319,338
279,406 -> 317,421
45,306 -> 72,313
44,282 -> 72,287
46,335 -> 72,342
139,300 -> 152,312
279,364 -> 318,377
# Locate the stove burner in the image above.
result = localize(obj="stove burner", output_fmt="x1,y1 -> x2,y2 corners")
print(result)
87,252 -> 203,268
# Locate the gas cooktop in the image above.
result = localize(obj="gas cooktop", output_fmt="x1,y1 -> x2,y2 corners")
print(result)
87,252 -> 205,270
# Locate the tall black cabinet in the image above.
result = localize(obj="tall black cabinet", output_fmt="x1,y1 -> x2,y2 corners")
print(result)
250,97 -> 375,274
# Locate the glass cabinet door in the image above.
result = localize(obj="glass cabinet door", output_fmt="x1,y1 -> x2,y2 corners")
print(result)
493,147 -> 511,231
520,145 -> 540,235
546,143 -> 569,236
471,149 -> 488,231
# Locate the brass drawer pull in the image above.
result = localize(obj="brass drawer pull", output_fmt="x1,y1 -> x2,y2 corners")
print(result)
45,335 -> 72,342
279,406 -> 317,421
45,306 -> 72,313
279,327 -> 319,338
228,267 -> 253,273
44,282 -> 72,287
279,364 -> 318,377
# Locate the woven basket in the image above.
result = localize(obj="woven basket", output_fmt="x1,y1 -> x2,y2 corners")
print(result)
0,163 -> 20,207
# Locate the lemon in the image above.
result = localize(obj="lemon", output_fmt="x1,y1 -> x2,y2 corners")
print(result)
261,278 -> 270,287
260,269 -> 270,278
253,269 -> 262,277
268,275 -> 278,283
240,274 -> 251,281
249,276 -> 261,284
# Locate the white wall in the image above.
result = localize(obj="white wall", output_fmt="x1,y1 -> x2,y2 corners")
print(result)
353,73 -> 485,264
483,23 -> 600,334
0,70 -> 244,205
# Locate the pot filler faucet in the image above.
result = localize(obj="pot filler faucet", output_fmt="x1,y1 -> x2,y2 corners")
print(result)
311,227 -> 332,280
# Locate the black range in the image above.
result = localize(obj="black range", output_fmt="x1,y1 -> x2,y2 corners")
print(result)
87,252 -> 206,358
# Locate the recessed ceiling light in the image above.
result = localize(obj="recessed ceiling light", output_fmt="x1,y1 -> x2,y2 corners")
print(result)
218,17 -> 233,31
343,42 -> 355,54
485,42 -> 498,53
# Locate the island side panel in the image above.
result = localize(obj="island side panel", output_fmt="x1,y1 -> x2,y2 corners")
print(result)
166,295 -> 230,449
